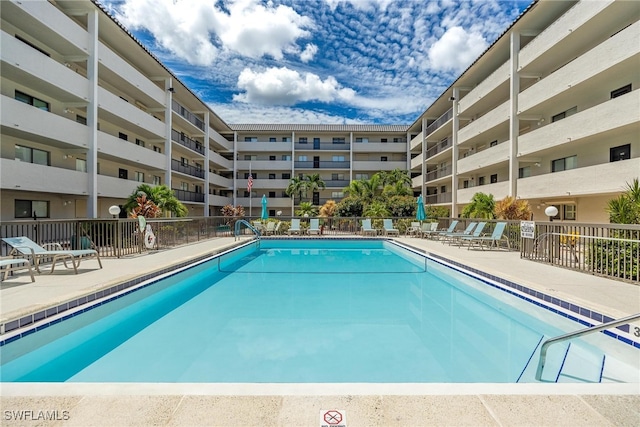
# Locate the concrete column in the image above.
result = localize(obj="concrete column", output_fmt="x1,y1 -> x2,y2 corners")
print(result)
451,87 -> 460,218
509,32 -> 520,197
204,112 -> 210,215
86,10 -> 99,218
349,132 -> 354,182
421,118 -> 427,199
232,131 -> 237,207
164,79 -> 173,189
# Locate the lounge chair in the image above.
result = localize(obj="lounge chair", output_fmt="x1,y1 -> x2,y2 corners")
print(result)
308,218 -> 321,235
448,222 -> 486,246
288,218 -> 302,235
406,222 -> 421,237
2,236 -> 102,274
263,222 -> 276,235
432,220 -> 459,240
383,219 -> 399,236
419,222 -> 439,238
361,219 -> 377,236
463,222 -> 510,250
440,222 -> 477,244
0,257 -> 35,282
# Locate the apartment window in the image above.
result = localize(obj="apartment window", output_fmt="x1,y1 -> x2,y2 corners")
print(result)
15,145 -> 50,165
381,156 -> 388,162
355,138 -> 368,143
610,144 -> 630,162
355,174 -> 369,180
244,137 -> 257,142
519,166 -> 531,178
552,155 -> 577,172
244,173 -> 251,179
332,156 -> 345,162
381,138 -> 388,143
135,172 -> 144,182
282,173 -> 291,179
181,157 -> 189,166
15,90 -> 49,111
269,191 -> 276,198
269,173 -> 276,179
153,176 -> 161,185
478,176 -> 485,186
244,191 -> 250,197
15,35 -> 50,56
463,180 -> 469,189
269,137 -> 277,142
153,146 -> 162,153
551,106 -> 577,122
244,155 -> 257,160
611,84 -> 631,99
489,140 -> 498,147
313,138 -> 320,144
332,173 -> 344,180
332,192 -> 344,198
440,138 -> 448,149
118,132 -> 128,141
490,174 -> 498,184
135,138 -> 145,147
282,137 -> 291,142
332,138 -> 345,144
15,200 -> 49,219
76,159 -> 87,172
180,182 -> 189,191
281,191 -> 288,198
118,168 -> 128,179
76,115 -> 87,125
393,138 -> 401,143
299,137 -> 308,143
269,156 -> 276,161
564,205 -> 576,221
440,185 -> 446,194
299,155 -> 307,161
282,155 -> 291,161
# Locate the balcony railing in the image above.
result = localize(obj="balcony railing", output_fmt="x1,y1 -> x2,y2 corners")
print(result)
325,179 -> 350,188
425,137 -> 452,159
425,108 -> 453,137
424,192 -> 452,204
171,129 -> 205,155
294,161 -> 350,169
173,189 -> 205,203
294,142 -> 350,150
171,100 -> 205,131
171,159 -> 205,179
425,165 -> 451,182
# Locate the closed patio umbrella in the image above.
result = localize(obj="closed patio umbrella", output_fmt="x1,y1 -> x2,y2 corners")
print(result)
416,194 -> 426,221
261,195 -> 268,220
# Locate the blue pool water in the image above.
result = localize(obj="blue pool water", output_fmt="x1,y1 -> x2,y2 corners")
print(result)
1,240 -> 637,383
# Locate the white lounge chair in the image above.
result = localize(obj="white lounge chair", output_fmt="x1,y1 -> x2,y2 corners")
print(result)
406,222 -> 421,237
383,219 -> 399,236
0,257 -> 35,282
463,222 -> 510,250
308,218 -> 321,235
2,236 -> 102,274
263,222 -> 276,235
361,219 -> 377,236
288,218 -> 302,235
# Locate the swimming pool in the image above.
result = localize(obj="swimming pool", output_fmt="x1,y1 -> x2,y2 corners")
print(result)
1,239 -> 638,383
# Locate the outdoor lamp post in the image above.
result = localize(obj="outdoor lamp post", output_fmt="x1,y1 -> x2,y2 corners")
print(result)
544,206 -> 558,222
108,205 -> 121,218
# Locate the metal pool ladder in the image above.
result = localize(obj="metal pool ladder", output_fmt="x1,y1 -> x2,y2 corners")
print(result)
535,312 -> 640,381
234,219 -> 261,241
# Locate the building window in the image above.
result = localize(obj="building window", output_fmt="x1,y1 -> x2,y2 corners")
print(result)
440,185 -> 446,194
563,204 -> 576,221
332,155 -> 345,162
552,155 -> 577,172
610,144 -> 630,162
282,173 -> 291,179
282,137 -> 291,142
15,90 -> 49,111
519,166 -> 531,178
244,191 -> 250,197
355,138 -> 368,143
269,173 -> 276,179
269,156 -> 276,161
299,137 -> 308,143
478,176 -> 485,186
381,156 -> 388,162
332,138 -> 345,144
298,155 -> 307,161
490,174 -> 498,183
551,106 -> 577,122
268,191 -> 276,198
76,115 -> 87,125
181,157 -> 189,166
118,168 -> 128,179
381,138 -> 387,143
611,84 -> 631,99
15,145 -> 50,165
153,146 -> 162,153
118,132 -> 128,141
393,138 -> 402,143
135,138 -> 145,147
15,200 -> 49,219
244,155 -> 257,160
463,180 -> 469,189
331,191 -> 344,198
489,140 -> 498,147
76,159 -> 87,172
135,172 -> 144,182
282,155 -> 291,161
244,172 -> 251,179
355,174 -> 368,180
244,137 -> 257,142
153,176 -> 161,185
332,173 -> 344,180
269,137 -> 277,142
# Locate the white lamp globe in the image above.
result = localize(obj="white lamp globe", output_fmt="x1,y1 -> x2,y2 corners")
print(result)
544,206 -> 558,218
108,205 -> 121,216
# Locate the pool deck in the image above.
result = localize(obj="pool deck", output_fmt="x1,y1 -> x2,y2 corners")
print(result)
1,235 -> 639,426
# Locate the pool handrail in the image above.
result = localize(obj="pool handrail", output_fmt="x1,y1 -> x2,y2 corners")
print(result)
535,312 -> 640,381
234,219 -> 261,241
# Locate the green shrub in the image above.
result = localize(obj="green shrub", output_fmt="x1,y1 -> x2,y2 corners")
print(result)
587,231 -> 639,281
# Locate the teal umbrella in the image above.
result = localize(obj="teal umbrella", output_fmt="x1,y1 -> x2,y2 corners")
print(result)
416,194 -> 426,221
261,195 -> 268,220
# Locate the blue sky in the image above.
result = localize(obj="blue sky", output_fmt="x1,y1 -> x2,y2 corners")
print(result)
102,0 -> 531,125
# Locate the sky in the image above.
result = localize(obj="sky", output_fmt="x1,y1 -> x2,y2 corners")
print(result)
101,0 -> 532,125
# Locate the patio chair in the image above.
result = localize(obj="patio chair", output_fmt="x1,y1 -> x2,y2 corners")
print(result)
2,236 -> 102,274
419,222 -> 439,238
288,218 -> 302,235
361,219 -> 377,236
440,222 -> 477,244
406,222 -> 421,237
463,222 -> 510,250
383,219 -> 399,236
448,222 -> 487,246
308,218 -> 321,235
432,220 -> 459,240
0,257 -> 35,282
263,222 -> 276,235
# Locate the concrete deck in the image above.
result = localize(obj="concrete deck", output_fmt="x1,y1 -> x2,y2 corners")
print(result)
1,236 -> 639,426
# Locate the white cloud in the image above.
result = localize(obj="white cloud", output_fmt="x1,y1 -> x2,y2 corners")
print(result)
233,66 -> 356,105
324,0 -> 395,11
300,43 -> 318,63
115,0 -> 314,65
210,103 -> 367,125
427,26 -> 488,73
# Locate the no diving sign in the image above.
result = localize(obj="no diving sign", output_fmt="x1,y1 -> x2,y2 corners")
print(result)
320,409 -> 346,427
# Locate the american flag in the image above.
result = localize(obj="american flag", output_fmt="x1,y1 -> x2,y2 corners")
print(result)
247,174 -> 253,192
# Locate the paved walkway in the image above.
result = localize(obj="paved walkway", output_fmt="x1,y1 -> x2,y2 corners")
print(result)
1,235 -> 639,426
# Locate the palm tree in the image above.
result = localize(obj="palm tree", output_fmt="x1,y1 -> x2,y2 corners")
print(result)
343,180 -> 367,198
295,201 -> 318,217
285,176 -> 308,212
305,173 -> 326,195
607,179 -> 640,224
376,168 -> 411,187
461,192 -> 496,219
123,184 -> 187,217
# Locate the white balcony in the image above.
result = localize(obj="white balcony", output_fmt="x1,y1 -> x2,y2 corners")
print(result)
97,132 -> 165,170
209,130 -> 233,152
237,160 -> 292,171
458,100 -> 510,145
209,150 -> 232,170
1,96 -> 89,149
458,142 -> 510,175
1,159 -> 86,195
250,179 -> 290,189
208,194 -> 232,206
98,87 -> 165,138
1,30 -> 88,101
353,142 -> 406,153
458,61 -> 510,114
412,175 -> 423,188
208,174 -> 233,188
518,158 -> 640,200
238,141 -> 291,152
457,181 -> 510,205
410,132 -> 423,150
519,20 -> 640,114
518,92 -> 640,157
410,155 -> 423,170
352,160 -> 406,171
96,174 -> 142,199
